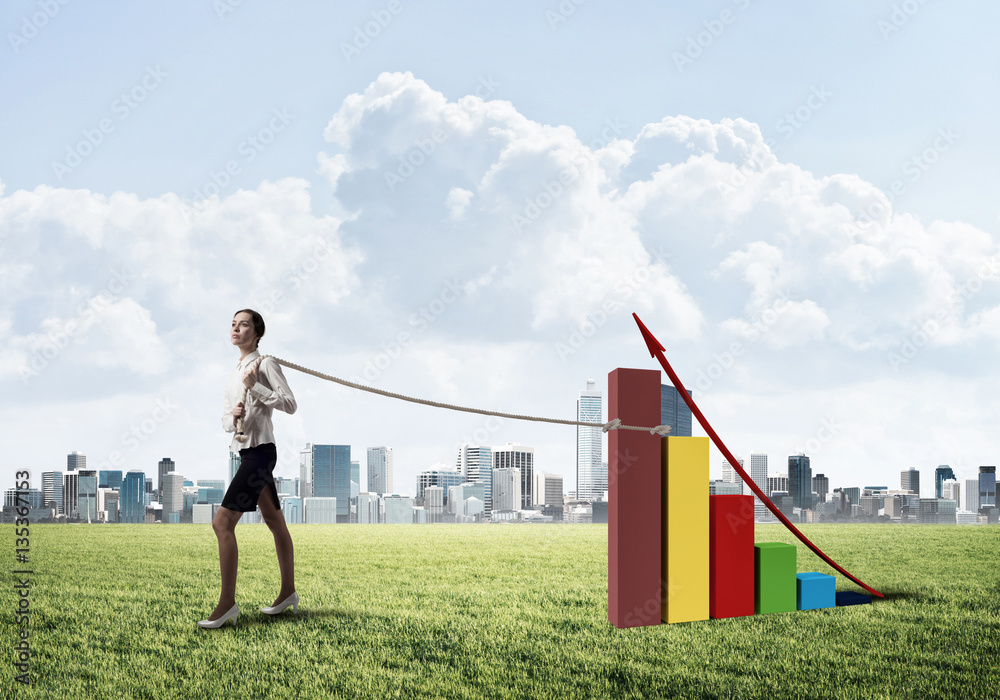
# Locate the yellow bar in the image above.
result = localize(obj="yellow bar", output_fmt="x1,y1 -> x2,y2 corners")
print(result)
662,436 -> 709,623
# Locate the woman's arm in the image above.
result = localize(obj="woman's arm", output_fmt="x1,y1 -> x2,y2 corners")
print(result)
248,358 -> 297,415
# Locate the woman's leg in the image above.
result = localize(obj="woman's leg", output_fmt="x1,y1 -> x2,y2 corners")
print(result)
210,507 -> 243,620
257,488 -> 295,606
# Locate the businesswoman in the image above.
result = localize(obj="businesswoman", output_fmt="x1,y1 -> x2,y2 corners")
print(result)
198,309 -> 300,628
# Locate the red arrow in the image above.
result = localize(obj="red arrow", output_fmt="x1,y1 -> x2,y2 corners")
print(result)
632,312 -> 884,598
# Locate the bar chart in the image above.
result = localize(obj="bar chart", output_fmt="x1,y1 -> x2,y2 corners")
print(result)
609,366 -> 872,629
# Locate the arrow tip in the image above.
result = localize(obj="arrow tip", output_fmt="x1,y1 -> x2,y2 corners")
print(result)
632,313 -> 665,357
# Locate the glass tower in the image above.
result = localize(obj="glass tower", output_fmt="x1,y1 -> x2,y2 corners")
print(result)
788,454 -> 812,509
576,379 -> 604,502
660,384 -> 693,437
312,445 -> 352,523
934,465 -> 956,499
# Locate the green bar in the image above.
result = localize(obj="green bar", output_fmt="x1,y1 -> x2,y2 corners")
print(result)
755,543 -> 796,614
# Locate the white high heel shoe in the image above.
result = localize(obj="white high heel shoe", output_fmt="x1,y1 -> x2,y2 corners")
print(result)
261,591 -> 298,615
198,603 -> 239,629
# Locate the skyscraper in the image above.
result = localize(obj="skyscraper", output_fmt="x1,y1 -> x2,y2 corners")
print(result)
121,471 -> 145,523
311,445 -> 352,523
492,467 -> 521,512
456,444 -> 492,518
63,471 -> 79,519
934,465 -> 956,499
67,451 -> 85,472
493,443 -> 534,509
788,454 -> 812,509
42,471 -> 64,515
812,473 -> 829,504
660,384 -> 693,437
901,468 -> 920,496
77,471 -> 98,522
979,466 -> 997,512
367,446 -> 393,496
576,379 -> 604,502
750,452 -> 768,520
721,456 -> 744,489
158,458 -> 175,498
416,465 -> 465,505
162,472 -> 184,519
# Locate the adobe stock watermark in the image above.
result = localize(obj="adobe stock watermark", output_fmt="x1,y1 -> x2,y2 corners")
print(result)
352,268 -> 496,383
213,0 -> 247,20
886,257 -> 1000,371
545,0 -> 586,29
95,397 -> 183,471
852,126 -> 959,232
7,0 -> 72,52
384,75 -> 501,192
189,107 -> 295,203
672,0 -> 752,73
877,0 -> 933,40
789,416 -> 842,457
692,290 -> 791,392
51,65 -> 167,181
554,245 -> 669,362
248,238 -> 342,316
19,267 -> 136,384
717,84 -> 832,199
340,0 -> 404,63
511,116 -> 625,233
452,416 -> 506,457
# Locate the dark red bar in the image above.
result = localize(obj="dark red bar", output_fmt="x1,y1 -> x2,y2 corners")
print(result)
608,367 -> 662,628
709,495 -> 755,619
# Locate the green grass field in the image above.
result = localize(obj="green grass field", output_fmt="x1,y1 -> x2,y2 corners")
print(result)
3,523 -> 998,699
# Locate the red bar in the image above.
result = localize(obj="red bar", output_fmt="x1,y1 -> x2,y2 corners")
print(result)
608,367 -> 662,628
709,495 -> 755,619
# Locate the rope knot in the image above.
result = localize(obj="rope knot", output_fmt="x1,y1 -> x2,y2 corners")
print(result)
602,418 -> 622,433
649,424 -> 671,436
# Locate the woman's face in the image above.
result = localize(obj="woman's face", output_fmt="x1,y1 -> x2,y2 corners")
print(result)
231,312 -> 258,348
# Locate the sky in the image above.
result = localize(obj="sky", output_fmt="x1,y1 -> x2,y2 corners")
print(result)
2,0 -> 999,502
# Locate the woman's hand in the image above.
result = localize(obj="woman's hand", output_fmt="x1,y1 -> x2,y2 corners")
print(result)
242,365 -> 258,390
232,402 -> 245,419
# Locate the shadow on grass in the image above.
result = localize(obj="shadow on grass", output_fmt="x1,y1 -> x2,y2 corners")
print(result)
876,589 -> 929,602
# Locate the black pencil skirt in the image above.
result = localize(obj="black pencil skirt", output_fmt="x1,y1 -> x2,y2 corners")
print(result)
221,442 -> 281,513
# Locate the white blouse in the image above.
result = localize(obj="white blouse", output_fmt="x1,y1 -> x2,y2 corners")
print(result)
222,350 -> 297,452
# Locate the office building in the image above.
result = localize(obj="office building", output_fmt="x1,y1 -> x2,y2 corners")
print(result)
424,485 -> 444,522
532,472 -> 564,507
709,480 -> 743,495
576,379 -> 604,502
788,454 -> 812,509
941,479 -> 960,505
304,497 -> 337,524
162,472 -> 184,519
384,495 -> 414,524
750,452 -> 768,519
660,383 -> 693,437
965,478 -> 980,513
299,444 -> 312,499
767,473 -> 788,498
417,465 -> 465,506
311,444 -> 352,523
492,467 -> 521,513
721,456 -> 744,494
456,444 -> 493,518
158,458 -> 175,498
42,471 -> 64,515
357,492 -> 380,523
812,473 -> 829,504
99,470 -> 123,490
63,471 -> 79,519
77,472 -> 98,522
120,471 -> 145,523
493,443 -> 534,509
901,468 -> 920,496
979,467 -> 997,512
367,446 -> 393,496
67,450 -> 86,472
934,465 -> 956,499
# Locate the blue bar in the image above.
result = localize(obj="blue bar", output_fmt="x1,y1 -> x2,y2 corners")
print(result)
796,572 -> 835,610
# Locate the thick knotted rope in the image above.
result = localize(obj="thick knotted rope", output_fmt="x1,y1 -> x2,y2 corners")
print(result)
234,354 -> 671,441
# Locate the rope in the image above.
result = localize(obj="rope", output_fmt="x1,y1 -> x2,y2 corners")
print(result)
233,354 -> 671,441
